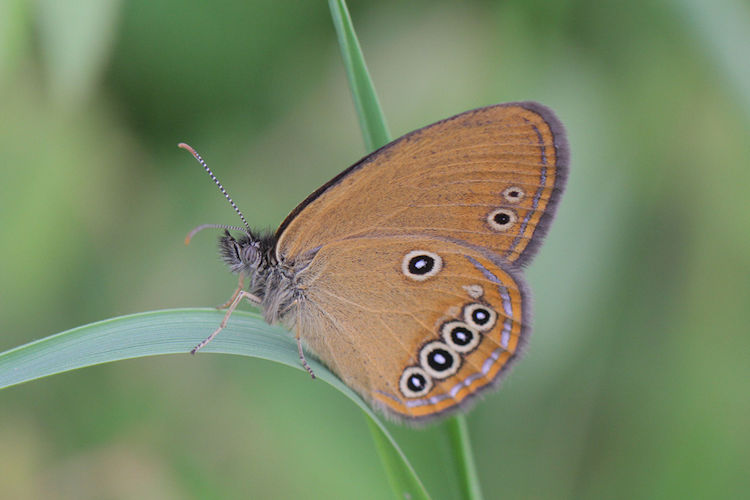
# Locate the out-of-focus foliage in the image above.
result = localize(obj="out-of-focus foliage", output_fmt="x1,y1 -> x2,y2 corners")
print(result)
1,0 -> 748,498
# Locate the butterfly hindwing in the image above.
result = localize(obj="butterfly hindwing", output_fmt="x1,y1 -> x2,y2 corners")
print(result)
292,236 -> 528,421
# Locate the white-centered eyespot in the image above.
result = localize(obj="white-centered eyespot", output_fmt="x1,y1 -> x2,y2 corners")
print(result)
487,208 -> 517,232
463,303 -> 497,332
463,284 -> 484,299
402,250 -> 442,281
419,341 -> 461,379
441,320 -> 481,353
502,186 -> 525,203
399,366 -> 433,398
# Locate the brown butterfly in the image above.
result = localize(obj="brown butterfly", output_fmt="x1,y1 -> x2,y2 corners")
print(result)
182,102 -> 568,422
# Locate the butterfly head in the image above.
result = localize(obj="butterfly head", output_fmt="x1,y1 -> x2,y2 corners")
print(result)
218,230 -> 276,275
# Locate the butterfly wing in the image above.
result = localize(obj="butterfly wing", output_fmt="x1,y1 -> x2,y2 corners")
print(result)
292,236 -> 528,421
276,102 -> 568,268
274,101 -> 567,420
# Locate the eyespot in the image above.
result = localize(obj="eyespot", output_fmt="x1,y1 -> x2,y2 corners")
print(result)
419,341 -> 461,379
441,320 -> 480,353
487,208 -> 517,231
402,250 -> 442,281
399,366 -> 433,398
462,284 -> 484,299
502,186 -> 525,203
463,303 -> 497,332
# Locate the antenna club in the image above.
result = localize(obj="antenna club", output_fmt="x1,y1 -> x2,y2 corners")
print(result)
178,142 -> 195,153
178,142 -> 201,161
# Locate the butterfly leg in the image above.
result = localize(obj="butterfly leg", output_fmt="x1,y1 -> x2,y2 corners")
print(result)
191,289 -> 261,354
293,302 -> 316,379
216,273 -> 245,309
296,332 -> 316,380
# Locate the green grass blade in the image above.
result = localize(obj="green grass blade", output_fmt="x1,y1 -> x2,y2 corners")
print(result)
447,416 -> 485,500
328,2 -> 434,499
1,308 -> 427,490
366,417 -> 431,500
328,1 -> 483,499
0,309 -> 341,392
0,308 -> 429,498
328,0 -> 390,151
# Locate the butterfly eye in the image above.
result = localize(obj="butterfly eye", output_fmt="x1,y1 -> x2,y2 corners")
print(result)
487,208 -> 517,232
502,186 -> 525,203
241,245 -> 257,263
441,320 -> 480,353
419,341 -> 461,379
399,366 -> 433,398
463,303 -> 497,332
402,250 -> 442,281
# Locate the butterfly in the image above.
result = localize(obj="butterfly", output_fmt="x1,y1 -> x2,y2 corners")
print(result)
181,101 -> 568,422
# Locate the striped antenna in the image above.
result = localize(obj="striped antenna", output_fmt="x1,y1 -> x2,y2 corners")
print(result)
184,224 -> 250,245
178,143 -> 251,233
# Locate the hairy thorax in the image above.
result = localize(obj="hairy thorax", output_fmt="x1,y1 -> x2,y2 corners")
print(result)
250,262 -> 302,325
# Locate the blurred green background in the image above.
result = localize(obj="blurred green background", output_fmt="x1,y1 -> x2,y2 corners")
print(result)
1,0 -> 749,498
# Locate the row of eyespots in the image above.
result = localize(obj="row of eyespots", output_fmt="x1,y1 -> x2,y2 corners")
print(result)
399,302 -> 498,398
487,185 -> 526,232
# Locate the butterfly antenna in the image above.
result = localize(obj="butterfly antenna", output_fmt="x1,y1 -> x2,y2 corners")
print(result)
184,224 -> 250,245
178,143 -> 252,234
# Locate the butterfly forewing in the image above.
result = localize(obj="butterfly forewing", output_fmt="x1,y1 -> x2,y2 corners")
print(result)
276,102 -> 568,268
